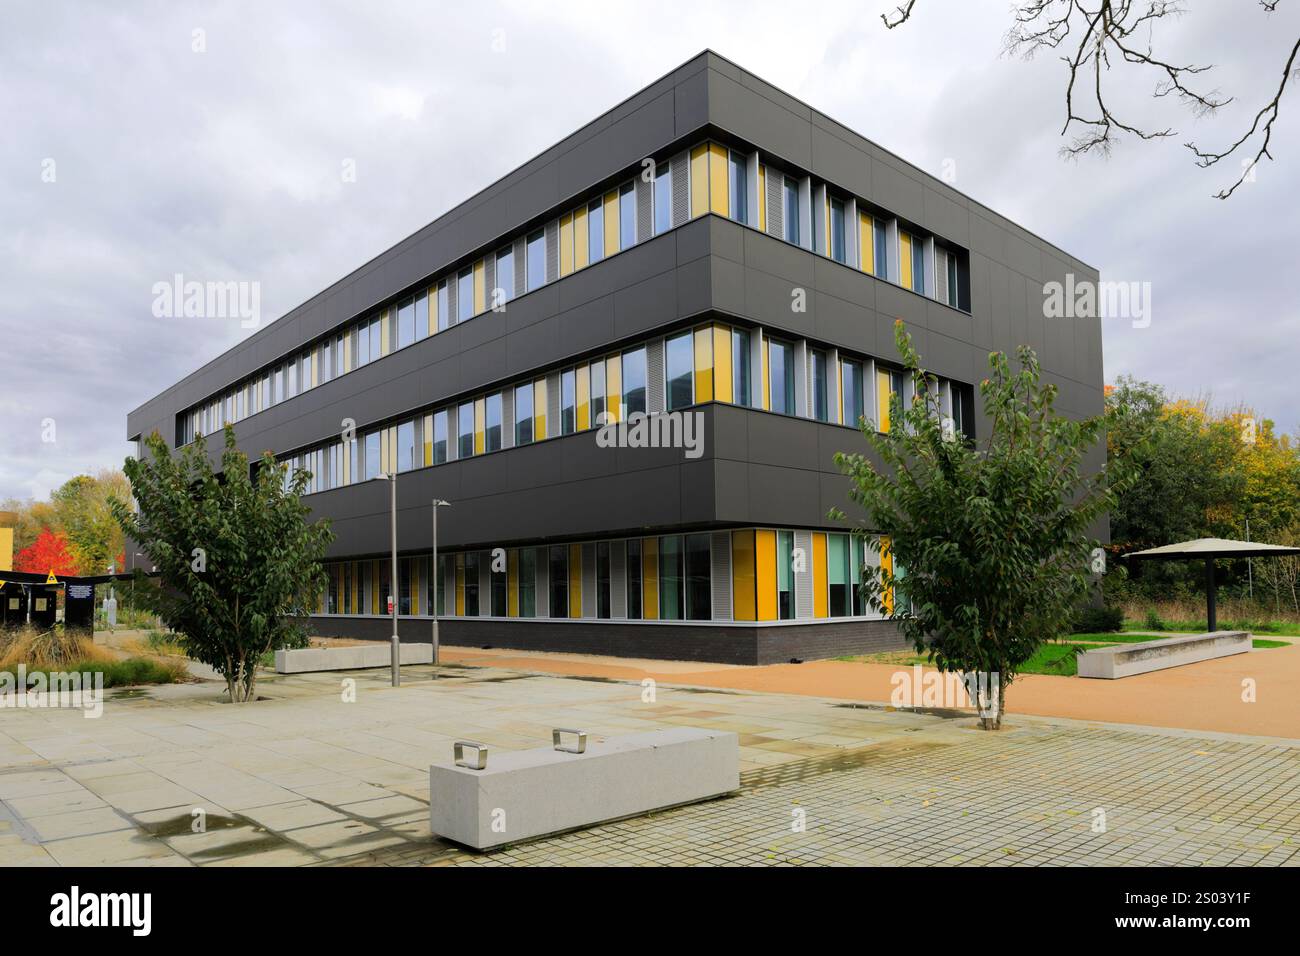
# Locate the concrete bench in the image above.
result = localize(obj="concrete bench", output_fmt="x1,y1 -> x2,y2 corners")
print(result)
274,642 -> 433,674
429,727 -> 739,850
1076,631 -> 1251,679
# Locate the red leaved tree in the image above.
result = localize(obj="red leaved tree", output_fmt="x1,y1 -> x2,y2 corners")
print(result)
13,528 -> 80,577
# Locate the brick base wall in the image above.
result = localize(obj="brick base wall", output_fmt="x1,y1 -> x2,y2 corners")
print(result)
307,616 -> 906,666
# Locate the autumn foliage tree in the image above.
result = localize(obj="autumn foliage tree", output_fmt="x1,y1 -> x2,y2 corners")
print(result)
13,528 -> 80,577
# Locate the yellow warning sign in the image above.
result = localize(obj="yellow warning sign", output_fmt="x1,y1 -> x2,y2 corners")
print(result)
45,571 -> 58,584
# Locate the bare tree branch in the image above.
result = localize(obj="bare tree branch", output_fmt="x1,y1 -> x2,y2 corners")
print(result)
882,0 -> 1298,198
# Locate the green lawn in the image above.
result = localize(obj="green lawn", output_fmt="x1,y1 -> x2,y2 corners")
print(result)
1,658 -> 185,687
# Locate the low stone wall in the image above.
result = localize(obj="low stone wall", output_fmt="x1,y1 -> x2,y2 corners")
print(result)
1076,631 -> 1251,679
274,642 -> 433,674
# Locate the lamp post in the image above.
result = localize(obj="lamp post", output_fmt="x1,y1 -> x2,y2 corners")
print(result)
430,498 -> 450,665
376,473 -> 400,687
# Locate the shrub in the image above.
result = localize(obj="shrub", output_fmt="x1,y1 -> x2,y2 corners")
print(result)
1073,605 -> 1124,633
1143,608 -> 1166,631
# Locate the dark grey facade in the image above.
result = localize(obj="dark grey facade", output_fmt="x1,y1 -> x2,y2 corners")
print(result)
127,52 -> 1104,664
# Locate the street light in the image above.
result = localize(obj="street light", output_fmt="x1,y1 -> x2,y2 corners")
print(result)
375,473 -> 400,687
430,498 -> 451,665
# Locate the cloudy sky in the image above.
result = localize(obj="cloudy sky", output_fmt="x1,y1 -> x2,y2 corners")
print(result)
2,0 -> 1296,501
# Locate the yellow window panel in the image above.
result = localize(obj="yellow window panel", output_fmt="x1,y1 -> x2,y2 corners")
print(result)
694,326 -> 714,403
507,550 -> 519,618
473,259 -> 486,315
574,205 -> 589,270
642,537 -> 659,620
755,530 -> 777,621
757,165 -> 766,231
559,213 -> 574,277
343,334 -> 352,372
708,143 -> 728,217
474,397 -> 486,455
731,530 -> 756,621
900,233 -> 913,290
576,364 -> 590,431
423,414 -> 433,467
689,144 -> 709,218
427,288 -> 437,336
534,378 -> 547,439
606,355 -> 622,423
380,311 -> 390,355
569,543 -> 582,618
876,368 -> 893,434
455,555 -> 465,616
603,191 -> 619,258
813,533 -> 829,619
712,325 -> 732,404
312,347 -> 319,387
880,536 -> 894,616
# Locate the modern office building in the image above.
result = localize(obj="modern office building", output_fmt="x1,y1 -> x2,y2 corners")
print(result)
126,52 -> 1105,664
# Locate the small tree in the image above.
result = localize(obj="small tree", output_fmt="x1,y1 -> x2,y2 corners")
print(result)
112,426 -> 333,702
832,322 -> 1126,728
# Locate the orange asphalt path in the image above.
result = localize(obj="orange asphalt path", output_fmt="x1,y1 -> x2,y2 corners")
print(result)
442,642 -> 1300,740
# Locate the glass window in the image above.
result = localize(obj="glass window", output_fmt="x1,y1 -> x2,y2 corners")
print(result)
769,339 -> 795,414
436,280 -> 450,332
286,361 -> 297,399
830,197 -> 846,264
518,548 -> 536,618
548,545 -> 568,618
514,383 -> 533,445
912,236 -> 926,293
618,182 -> 636,250
495,247 -> 513,307
829,533 -> 851,617
622,347 -> 647,416
414,292 -> 428,340
397,420 -> 415,472
368,318 -> 381,362
653,164 -> 672,235
457,268 -> 473,321
321,341 -> 332,384
491,559 -> 506,616
873,220 -> 888,279
777,530 -> 794,619
596,542 -> 611,619
398,298 -> 415,349
589,359 -> 606,426
464,552 -> 480,616
626,539 -> 642,620
666,332 -> 694,410
587,200 -> 604,265
364,432 -> 380,480
729,151 -> 747,224
430,409 -> 448,464
458,402 -> 474,458
659,535 -> 684,621
685,533 -> 711,621
783,177 -> 800,245
485,393 -> 502,452
731,328 -> 751,407
560,369 -> 576,435
841,360 -> 865,428
526,230 -> 546,291
811,349 -> 829,422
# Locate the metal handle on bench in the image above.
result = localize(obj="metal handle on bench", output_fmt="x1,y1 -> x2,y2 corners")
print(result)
454,740 -> 488,770
552,728 -> 588,754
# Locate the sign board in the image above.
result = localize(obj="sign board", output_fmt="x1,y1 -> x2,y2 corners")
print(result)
69,585 -> 93,600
